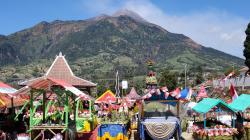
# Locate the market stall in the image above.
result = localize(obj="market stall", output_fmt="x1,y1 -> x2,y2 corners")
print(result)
192,98 -> 237,140
229,94 -> 250,140
15,78 -> 93,140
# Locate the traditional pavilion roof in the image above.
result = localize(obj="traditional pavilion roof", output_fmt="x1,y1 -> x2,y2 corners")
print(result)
19,52 -> 96,87
15,77 -> 94,100
95,90 -> 116,103
126,87 -> 140,100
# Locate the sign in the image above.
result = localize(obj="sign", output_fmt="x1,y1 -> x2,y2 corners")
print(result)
122,80 -> 128,89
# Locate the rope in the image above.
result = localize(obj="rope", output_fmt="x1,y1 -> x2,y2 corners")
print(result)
143,122 -> 176,140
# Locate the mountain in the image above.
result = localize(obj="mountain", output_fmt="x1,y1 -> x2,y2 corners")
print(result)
0,10 -> 244,84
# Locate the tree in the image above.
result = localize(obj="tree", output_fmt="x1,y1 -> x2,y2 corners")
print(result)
243,23 -> 250,72
158,68 -> 178,90
195,65 -> 204,85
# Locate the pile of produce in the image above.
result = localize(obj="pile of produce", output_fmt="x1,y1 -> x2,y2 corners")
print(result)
192,125 -> 238,137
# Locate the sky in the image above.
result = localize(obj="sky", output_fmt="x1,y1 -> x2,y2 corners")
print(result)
0,0 -> 249,58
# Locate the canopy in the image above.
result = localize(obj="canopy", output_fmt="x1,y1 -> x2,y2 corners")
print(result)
0,81 -> 26,108
95,90 -> 116,103
15,77 -> 93,100
0,81 -> 17,94
126,87 -> 140,100
192,98 -> 236,114
229,94 -> 250,112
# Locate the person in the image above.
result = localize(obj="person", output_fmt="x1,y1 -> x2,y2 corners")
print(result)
235,112 -> 245,140
0,130 -> 6,140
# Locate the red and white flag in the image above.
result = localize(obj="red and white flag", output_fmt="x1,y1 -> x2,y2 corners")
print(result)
171,88 -> 181,98
229,83 -> 238,101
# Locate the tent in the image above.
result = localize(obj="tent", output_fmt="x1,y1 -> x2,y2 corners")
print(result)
95,90 -> 116,103
196,85 -> 208,101
126,87 -> 140,100
229,94 -> 250,112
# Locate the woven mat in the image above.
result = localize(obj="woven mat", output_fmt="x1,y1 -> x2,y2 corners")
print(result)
143,122 -> 176,140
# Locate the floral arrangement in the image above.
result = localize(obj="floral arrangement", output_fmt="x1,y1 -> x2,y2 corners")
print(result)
192,125 -> 238,137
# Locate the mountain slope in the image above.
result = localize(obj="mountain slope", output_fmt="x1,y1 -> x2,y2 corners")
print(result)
0,11 -> 244,84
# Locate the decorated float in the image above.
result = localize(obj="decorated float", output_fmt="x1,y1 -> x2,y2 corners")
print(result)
192,98 -> 238,140
96,72 -> 130,140
15,53 -> 97,140
139,60 -> 192,140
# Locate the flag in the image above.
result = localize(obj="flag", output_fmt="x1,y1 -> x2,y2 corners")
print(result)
186,88 -> 193,100
171,88 -> 181,98
229,83 -> 238,101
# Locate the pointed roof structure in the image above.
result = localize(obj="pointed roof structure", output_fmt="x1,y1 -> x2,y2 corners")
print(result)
196,85 -> 208,101
126,87 -> 140,100
19,52 -> 96,87
95,90 -> 116,103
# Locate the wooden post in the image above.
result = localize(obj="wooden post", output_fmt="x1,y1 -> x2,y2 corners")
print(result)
29,90 -> 34,137
65,94 -> 69,140
76,100 -> 80,120
177,101 -> 180,117
232,113 -> 235,128
11,97 -> 14,114
42,91 -> 46,123
204,113 -> 206,129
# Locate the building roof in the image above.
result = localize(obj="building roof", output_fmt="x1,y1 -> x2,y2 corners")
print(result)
15,77 -> 94,100
229,94 -> 250,112
192,98 -> 236,114
95,90 -> 116,103
239,66 -> 249,72
0,93 -> 27,108
0,81 -> 26,108
19,52 -> 96,87
126,87 -> 140,100
0,81 -> 17,94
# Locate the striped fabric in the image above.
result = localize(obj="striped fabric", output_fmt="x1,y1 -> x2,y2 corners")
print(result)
0,81 -> 17,94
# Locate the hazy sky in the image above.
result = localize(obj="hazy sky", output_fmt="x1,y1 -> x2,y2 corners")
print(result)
0,0 -> 249,58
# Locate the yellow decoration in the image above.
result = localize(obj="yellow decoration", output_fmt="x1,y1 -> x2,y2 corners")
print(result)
97,132 -> 128,140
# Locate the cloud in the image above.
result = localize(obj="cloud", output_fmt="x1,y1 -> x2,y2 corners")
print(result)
81,0 -> 248,58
